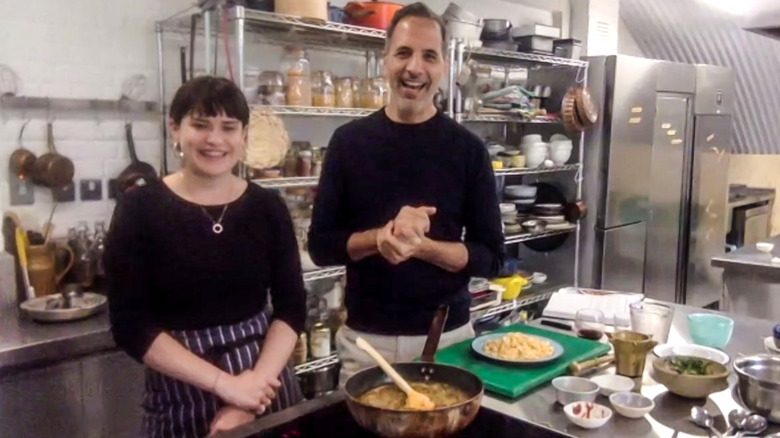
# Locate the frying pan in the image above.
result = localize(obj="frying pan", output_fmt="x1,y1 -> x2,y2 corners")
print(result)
116,123 -> 157,195
32,122 -> 74,188
344,307 -> 484,438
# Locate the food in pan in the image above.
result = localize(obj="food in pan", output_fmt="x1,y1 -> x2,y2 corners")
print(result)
358,381 -> 468,410
483,332 -> 555,360
665,356 -> 717,376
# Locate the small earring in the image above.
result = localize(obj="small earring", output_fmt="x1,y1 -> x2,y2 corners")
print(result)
173,142 -> 183,158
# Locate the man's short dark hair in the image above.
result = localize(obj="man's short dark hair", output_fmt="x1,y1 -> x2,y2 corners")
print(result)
169,76 -> 250,127
385,2 -> 448,54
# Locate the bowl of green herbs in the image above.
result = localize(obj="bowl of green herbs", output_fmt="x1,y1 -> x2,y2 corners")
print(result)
652,355 -> 729,398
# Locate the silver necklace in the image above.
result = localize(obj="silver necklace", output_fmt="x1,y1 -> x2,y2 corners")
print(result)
200,204 -> 228,234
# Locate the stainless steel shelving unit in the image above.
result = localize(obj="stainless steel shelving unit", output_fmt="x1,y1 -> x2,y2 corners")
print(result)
157,5 -> 587,375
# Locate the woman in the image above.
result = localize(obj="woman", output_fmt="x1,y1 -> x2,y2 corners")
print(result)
105,76 -> 305,438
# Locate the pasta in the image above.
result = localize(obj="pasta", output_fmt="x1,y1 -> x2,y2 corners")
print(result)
483,333 -> 555,360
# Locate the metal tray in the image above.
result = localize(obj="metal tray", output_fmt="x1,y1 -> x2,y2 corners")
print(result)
20,292 -> 107,323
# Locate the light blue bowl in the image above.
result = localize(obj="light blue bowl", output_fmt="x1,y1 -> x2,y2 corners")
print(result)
688,313 -> 734,349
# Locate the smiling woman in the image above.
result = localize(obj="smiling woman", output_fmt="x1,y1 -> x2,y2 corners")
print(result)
104,76 -> 306,438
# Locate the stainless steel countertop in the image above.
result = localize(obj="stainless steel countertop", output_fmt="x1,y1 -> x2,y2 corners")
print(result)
712,234 -> 780,276
0,308 -> 114,375
219,302 -> 779,438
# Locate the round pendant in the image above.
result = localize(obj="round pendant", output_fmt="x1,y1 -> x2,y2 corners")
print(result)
212,223 -> 224,234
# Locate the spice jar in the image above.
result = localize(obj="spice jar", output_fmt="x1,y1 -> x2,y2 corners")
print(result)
257,71 -> 286,105
293,332 -> 308,365
281,46 -> 311,106
312,147 -> 324,177
335,77 -> 354,108
297,149 -> 313,177
309,321 -> 331,359
312,71 -> 335,107
372,77 -> 389,108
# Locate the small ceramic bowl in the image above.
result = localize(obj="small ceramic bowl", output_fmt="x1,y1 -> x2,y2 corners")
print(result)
757,242 -> 774,254
589,374 -> 635,397
688,313 -> 734,349
764,336 -> 780,355
552,377 -> 599,405
531,272 -> 547,284
563,401 -> 612,429
774,324 -> 780,348
609,392 -> 654,419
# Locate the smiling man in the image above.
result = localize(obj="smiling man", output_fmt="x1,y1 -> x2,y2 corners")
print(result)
308,2 -> 504,383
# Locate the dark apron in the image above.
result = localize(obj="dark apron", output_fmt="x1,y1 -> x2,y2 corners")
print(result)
141,312 -> 303,438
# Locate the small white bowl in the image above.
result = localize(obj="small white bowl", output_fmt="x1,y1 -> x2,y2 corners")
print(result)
563,401 -> 612,429
499,203 -> 517,214
765,336 -> 780,355
552,377 -> 599,405
757,242 -> 774,254
609,392 -> 654,419
531,272 -> 547,284
589,374 -> 635,396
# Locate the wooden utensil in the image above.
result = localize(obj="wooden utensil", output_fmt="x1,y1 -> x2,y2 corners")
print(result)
355,336 -> 436,411
15,226 -> 35,301
569,354 -> 615,377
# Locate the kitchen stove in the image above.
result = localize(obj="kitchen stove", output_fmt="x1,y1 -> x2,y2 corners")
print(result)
247,399 -> 569,438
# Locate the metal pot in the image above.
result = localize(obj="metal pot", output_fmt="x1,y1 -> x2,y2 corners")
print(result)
344,0 -> 404,30
343,307 -> 484,437
734,354 -> 780,423
9,120 -> 36,177
299,363 -> 340,400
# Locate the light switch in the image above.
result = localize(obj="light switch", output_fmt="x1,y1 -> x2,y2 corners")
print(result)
80,179 -> 103,201
53,182 -> 76,202
9,175 -> 34,206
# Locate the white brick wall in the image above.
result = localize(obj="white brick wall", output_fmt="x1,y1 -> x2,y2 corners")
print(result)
0,0 -> 192,247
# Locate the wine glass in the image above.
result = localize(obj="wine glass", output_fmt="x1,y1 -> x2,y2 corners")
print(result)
575,309 -> 606,340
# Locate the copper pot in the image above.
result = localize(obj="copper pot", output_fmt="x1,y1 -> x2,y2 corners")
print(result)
27,241 -> 75,297
33,122 -> 74,188
344,0 -> 404,30
9,120 -> 36,177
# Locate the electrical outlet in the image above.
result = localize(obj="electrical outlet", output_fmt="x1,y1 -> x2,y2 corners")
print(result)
108,178 -> 119,200
53,182 -> 76,202
9,174 -> 35,206
80,179 -> 103,201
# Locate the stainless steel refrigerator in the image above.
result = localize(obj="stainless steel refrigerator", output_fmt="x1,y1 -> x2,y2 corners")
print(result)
579,55 -> 734,308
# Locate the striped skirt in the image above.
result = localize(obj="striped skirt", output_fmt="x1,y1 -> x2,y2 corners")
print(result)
141,312 -> 303,438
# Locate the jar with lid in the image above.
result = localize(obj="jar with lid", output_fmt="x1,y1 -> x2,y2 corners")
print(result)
297,149 -> 313,177
257,71 -> 286,105
312,71 -> 335,107
309,321 -> 331,359
280,46 -> 311,106
335,77 -> 354,108
359,78 -> 385,110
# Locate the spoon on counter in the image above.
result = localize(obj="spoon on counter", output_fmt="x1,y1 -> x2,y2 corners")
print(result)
691,406 -> 724,438
735,414 -> 767,438
355,337 -> 436,411
726,409 -> 751,436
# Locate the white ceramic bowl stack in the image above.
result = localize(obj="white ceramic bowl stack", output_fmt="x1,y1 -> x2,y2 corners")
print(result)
520,134 -> 547,169
549,138 -> 573,165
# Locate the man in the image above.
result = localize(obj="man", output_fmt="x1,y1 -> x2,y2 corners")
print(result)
308,2 -> 504,383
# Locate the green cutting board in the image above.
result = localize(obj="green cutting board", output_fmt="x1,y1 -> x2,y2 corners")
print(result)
435,324 -> 611,399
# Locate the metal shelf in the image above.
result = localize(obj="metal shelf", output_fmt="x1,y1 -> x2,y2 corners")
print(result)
494,164 -> 580,176
259,105 -> 375,118
303,266 -> 346,282
241,9 -> 385,47
253,176 -> 319,189
0,95 -> 158,115
466,47 -> 588,68
504,225 -> 577,245
294,354 -> 340,375
474,289 -> 557,320
463,114 -> 560,123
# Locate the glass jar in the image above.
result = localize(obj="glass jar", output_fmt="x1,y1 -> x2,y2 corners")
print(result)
312,147 -> 324,177
257,71 -> 286,105
309,321 -> 331,359
312,71 -> 335,108
335,77 -> 354,108
293,332 -> 308,365
297,149 -> 313,177
280,46 -> 311,106
372,77 -> 389,108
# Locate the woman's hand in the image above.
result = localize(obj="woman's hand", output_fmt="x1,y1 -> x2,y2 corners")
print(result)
207,406 -> 256,437
213,370 -> 280,411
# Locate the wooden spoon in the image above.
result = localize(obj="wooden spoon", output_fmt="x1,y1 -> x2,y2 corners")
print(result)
355,337 -> 436,411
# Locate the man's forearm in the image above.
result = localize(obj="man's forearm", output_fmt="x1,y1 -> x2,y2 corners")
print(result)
347,228 -> 380,261
414,238 -> 469,273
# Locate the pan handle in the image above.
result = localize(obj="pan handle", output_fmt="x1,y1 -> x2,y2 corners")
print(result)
421,306 -> 449,362
125,123 -> 139,163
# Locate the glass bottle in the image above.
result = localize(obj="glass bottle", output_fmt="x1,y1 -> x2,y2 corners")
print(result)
280,46 -> 312,106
